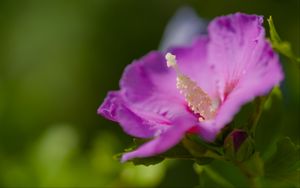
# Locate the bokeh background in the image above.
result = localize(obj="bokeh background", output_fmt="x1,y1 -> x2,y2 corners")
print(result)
0,0 -> 299,187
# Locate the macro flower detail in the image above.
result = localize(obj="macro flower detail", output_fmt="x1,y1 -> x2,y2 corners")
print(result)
98,13 -> 284,162
165,52 -> 218,122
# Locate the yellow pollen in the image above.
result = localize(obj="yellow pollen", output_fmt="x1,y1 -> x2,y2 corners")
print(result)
165,53 -> 217,121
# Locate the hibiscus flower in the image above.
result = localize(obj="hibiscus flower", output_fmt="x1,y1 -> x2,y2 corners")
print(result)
98,13 -> 283,162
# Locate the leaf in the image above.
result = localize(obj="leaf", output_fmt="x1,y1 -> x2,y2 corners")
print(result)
182,136 -> 216,165
264,137 -> 300,186
183,135 -> 225,162
116,138 -> 194,166
186,134 -> 224,155
113,138 -> 165,166
267,16 -> 300,67
194,164 -> 235,188
131,156 -> 165,166
114,151 -> 164,166
239,152 -> 264,178
161,142 -> 193,159
194,157 -> 214,165
268,16 -> 281,43
117,135 -> 225,166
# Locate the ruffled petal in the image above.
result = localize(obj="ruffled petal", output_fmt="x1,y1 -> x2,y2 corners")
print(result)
120,51 -> 180,103
198,13 -> 284,141
98,91 -> 162,138
120,52 -> 187,119
208,13 -> 266,101
121,115 -> 196,162
99,52 -> 200,139
215,42 -> 283,130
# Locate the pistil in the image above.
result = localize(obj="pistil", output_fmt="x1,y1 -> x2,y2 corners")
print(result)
165,53 -> 217,121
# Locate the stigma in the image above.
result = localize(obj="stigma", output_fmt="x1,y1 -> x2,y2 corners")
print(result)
165,53 -> 217,121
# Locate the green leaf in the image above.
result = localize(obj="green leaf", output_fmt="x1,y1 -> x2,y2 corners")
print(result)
117,138 -> 195,166
267,16 -> 300,67
194,157 -> 214,165
183,135 -> 225,162
114,138 -> 165,166
161,142 -> 193,159
239,152 -> 264,178
117,135 -> 226,166
268,16 -> 281,44
182,136 -> 217,165
186,134 -> 224,155
194,164 -> 235,188
131,156 -> 165,166
264,137 -> 300,186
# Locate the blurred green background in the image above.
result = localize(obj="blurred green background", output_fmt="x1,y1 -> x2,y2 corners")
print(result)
0,0 -> 299,187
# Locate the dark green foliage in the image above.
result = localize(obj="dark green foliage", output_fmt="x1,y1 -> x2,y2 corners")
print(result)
264,137 -> 300,186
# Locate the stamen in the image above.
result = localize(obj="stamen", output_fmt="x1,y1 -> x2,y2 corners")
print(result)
165,53 -> 177,68
166,53 -> 181,75
165,53 -> 217,121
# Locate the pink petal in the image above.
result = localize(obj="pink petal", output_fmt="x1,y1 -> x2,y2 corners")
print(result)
121,115 -> 196,162
99,52 -> 199,139
170,37 -> 218,98
199,13 -> 284,141
98,91 -> 161,138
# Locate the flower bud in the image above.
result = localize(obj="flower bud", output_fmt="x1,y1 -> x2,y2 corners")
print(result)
224,129 -> 255,162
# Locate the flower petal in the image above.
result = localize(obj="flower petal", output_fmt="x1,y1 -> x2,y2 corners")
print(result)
120,51 -> 197,123
121,115 -> 196,162
121,52 -> 181,102
99,52 -> 199,139
207,13 -> 280,100
215,43 -> 283,130
98,91 -> 161,138
170,37 -> 218,98
199,13 -> 284,141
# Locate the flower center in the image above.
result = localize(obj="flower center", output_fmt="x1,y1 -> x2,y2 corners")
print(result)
165,53 -> 217,122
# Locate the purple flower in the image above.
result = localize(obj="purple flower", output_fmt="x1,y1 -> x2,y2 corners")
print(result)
98,13 -> 284,162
